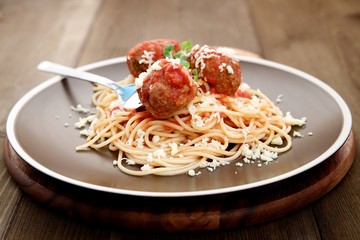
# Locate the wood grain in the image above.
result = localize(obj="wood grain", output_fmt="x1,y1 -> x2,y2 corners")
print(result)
1,0 -> 359,239
0,0 -> 101,238
78,0 -> 261,65
248,0 -> 360,238
3,131 -> 355,232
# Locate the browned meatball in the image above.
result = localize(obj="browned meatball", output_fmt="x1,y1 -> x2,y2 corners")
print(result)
188,45 -> 241,96
137,59 -> 197,118
126,39 -> 181,77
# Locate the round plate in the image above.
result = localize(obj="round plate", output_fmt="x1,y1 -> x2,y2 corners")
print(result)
6,57 -> 352,197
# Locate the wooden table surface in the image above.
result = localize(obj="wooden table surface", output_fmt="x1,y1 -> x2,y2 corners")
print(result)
1,0 -> 359,239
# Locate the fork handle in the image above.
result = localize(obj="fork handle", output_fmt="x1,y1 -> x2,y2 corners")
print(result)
37,61 -> 117,89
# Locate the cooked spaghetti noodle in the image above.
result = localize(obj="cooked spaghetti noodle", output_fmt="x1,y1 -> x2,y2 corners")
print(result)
76,77 -> 306,176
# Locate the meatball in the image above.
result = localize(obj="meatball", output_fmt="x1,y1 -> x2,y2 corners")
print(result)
137,59 -> 197,118
126,39 -> 181,77
188,45 -> 241,96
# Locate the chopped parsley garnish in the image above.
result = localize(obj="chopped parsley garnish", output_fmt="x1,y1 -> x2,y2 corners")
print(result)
181,41 -> 193,53
163,40 -> 193,69
163,44 -> 174,58
192,69 -> 199,81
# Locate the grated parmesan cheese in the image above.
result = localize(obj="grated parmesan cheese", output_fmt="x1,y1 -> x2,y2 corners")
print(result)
195,138 -> 226,151
198,159 -> 230,173
71,104 -> 90,113
134,58 -> 180,89
146,153 -> 153,162
169,142 -> 179,156
135,71 -> 147,89
74,117 -> 88,129
141,164 -> 151,171
236,162 -> 243,167
283,112 -> 307,126
216,47 -> 237,58
293,131 -> 303,138
152,135 -> 160,143
139,50 -> 155,66
80,128 -> 94,137
188,169 -> 201,176
276,94 -> 283,103
239,82 -> 250,92
109,99 -> 124,110
271,136 -> 283,145
193,45 -> 219,76
126,159 -> 135,165
74,114 -> 96,129
153,149 -> 167,159
134,129 -> 146,148
241,143 -> 278,164
188,93 -> 226,128
226,65 -> 234,74
260,150 -> 278,162
218,63 -> 234,74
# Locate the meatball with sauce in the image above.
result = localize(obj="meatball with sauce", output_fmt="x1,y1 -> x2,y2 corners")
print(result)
136,59 -> 197,118
188,45 -> 241,96
126,39 -> 181,77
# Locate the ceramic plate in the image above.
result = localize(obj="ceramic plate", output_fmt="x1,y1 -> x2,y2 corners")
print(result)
6,57 -> 352,197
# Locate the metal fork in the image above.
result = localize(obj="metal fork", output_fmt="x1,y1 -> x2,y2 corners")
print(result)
37,61 -> 138,104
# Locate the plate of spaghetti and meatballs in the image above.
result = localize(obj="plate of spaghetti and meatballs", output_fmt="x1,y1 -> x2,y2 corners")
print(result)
6,39 -> 352,197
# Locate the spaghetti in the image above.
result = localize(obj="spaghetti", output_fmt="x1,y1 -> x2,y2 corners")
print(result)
76,77 -> 306,176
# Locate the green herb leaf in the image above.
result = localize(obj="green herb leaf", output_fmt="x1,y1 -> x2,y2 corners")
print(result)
181,41 -> 192,52
164,44 -> 174,52
180,59 -> 190,69
163,44 -> 174,58
163,41 -> 192,69
192,69 -> 198,81
174,52 -> 182,59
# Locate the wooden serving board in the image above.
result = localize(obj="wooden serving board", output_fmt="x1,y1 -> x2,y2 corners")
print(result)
4,132 -> 355,232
